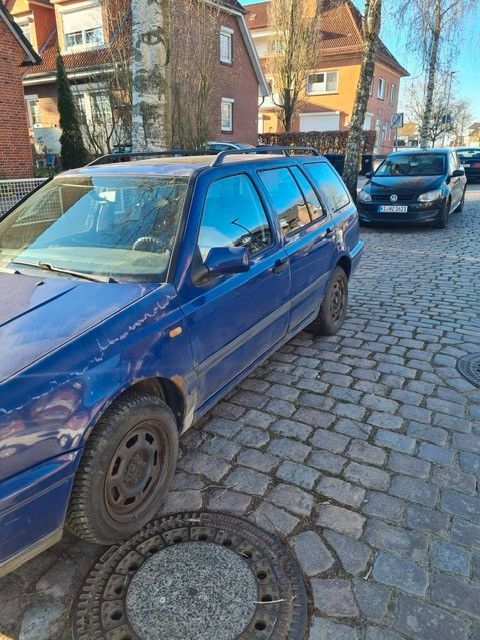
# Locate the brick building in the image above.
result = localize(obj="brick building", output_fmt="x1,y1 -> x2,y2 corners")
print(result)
247,0 -> 409,154
6,0 -> 268,153
0,2 -> 40,177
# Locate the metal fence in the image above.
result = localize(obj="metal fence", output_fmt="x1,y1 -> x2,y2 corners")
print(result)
0,178 -> 47,215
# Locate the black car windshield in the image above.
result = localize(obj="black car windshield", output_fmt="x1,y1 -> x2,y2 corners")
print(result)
375,153 -> 446,177
0,175 -> 188,282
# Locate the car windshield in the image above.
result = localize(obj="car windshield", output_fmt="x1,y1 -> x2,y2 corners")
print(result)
375,153 -> 446,177
0,175 -> 188,282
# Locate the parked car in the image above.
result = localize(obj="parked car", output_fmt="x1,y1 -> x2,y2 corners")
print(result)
0,148 -> 363,575
357,148 -> 467,228
456,147 -> 480,182
202,141 -> 255,154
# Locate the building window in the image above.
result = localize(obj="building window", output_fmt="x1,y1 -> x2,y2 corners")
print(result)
65,26 -> 103,50
377,78 -> 386,100
390,83 -> 397,105
26,97 -> 40,126
221,98 -> 233,132
307,71 -> 338,94
16,19 -> 32,43
220,26 -> 233,64
62,4 -> 104,51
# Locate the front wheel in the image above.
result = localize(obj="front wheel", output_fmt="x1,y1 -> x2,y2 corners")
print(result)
435,199 -> 450,229
309,266 -> 348,336
66,392 -> 179,544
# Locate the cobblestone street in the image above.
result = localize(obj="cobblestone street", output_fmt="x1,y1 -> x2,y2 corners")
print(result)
2,184 -> 480,640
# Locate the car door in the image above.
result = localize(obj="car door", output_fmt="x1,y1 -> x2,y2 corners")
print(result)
258,165 -> 336,332
176,171 -> 291,409
449,152 -> 463,208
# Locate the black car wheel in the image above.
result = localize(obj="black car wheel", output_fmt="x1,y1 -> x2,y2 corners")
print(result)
436,198 -> 450,229
66,392 -> 179,544
309,266 -> 348,336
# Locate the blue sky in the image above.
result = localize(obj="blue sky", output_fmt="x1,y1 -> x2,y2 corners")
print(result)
240,0 -> 480,121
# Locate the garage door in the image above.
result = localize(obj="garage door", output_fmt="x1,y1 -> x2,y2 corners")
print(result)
299,112 -> 340,132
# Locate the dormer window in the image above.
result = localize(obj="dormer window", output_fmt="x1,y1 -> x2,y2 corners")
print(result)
61,2 -> 104,52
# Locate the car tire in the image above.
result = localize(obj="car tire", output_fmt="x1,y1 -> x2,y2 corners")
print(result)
309,266 -> 348,336
66,392 -> 179,544
436,199 -> 450,229
456,189 -> 466,213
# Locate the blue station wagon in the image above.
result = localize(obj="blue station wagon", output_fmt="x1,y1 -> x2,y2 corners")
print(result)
0,148 -> 363,575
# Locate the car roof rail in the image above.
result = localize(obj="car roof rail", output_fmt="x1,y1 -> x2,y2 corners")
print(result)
210,145 -> 321,167
87,150 -> 197,167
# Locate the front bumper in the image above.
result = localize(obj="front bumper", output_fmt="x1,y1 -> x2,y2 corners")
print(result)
0,450 -> 81,576
357,200 -> 445,224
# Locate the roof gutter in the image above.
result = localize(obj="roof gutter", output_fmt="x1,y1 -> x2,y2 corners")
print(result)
23,65 -> 114,85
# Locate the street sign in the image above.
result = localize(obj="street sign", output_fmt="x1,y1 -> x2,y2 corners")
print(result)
390,113 -> 404,129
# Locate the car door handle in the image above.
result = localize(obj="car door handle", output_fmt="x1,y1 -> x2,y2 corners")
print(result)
272,257 -> 288,273
325,227 -> 335,237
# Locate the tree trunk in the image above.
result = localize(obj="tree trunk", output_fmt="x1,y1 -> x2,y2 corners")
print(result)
343,0 -> 382,200
419,0 -> 441,148
131,0 -> 172,151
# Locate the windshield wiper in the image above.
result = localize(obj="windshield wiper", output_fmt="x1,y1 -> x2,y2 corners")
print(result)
11,260 -> 117,283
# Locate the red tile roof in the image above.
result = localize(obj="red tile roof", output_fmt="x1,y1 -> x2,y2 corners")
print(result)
23,37 -> 109,77
246,0 -> 408,76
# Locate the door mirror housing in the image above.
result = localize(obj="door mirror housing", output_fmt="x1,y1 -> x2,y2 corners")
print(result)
365,171 -> 374,179
204,246 -> 251,277
452,168 -> 465,177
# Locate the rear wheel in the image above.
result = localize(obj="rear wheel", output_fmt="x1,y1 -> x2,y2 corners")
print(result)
309,266 -> 348,336
436,199 -> 450,229
66,392 -> 179,544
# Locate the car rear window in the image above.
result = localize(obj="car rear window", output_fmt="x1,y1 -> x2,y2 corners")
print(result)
375,153 -> 446,177
305,162 -> 350,212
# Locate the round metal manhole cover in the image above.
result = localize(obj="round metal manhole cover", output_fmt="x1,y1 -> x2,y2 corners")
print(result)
457,354 -> 480,387
72,512 -> 308,640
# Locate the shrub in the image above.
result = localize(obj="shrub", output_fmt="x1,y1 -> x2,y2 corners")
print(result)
56,55 -> 89,169
259,130 -> 376,155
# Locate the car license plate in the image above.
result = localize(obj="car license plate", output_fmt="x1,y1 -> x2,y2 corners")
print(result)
379,205 -> 408,213
462,163 -> 471,167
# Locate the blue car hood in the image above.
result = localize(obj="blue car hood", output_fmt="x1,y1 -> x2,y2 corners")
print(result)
0,271 -> 153,383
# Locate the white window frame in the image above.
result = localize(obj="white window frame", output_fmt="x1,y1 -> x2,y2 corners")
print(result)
220,26 -> 233,64
390,83 -> 397,106
16,16 -> 33,44
221,97 -> 234,132
59,0 -> 104,53
25,95 -> 40,127
377,77 -> 386,100
306,70 -> 339,95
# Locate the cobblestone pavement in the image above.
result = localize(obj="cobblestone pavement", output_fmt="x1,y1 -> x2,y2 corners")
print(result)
2,185 -> 480,640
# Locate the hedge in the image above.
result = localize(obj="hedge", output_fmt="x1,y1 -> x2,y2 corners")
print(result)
258,130 -> 376,155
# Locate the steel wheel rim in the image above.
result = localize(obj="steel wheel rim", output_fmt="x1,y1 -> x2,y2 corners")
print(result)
331,277 -> 346,324
104,420 -> 165,523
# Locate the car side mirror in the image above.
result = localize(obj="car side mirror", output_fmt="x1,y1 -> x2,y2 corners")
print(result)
452,168 -> 465,177
365,171 -> 373,179
204,246 -> 251,277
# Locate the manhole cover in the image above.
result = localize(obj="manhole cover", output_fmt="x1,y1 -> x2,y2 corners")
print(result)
72,512 -> 308,640
457,354 -> 480,386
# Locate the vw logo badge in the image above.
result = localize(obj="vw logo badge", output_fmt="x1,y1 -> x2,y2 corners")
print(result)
390,194 -> 398,202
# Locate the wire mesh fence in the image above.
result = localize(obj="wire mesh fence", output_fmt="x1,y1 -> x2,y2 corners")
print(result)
0,178 -> 47,215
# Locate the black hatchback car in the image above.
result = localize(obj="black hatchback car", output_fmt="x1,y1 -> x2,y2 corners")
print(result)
456,147 -> 480,182
357,148 -> 467,228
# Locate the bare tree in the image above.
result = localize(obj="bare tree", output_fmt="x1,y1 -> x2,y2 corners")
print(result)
404,78 -> 449,146
450,99 -> 473,146
342,0 -> 382,199
170,0 -> 221,149
267,0 -> 319,132
400,0 -> 478,148
74,0 -> 132,155
131,0 -> 171,150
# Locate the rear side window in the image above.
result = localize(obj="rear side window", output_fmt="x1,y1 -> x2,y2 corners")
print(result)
305,162 -> 350,212
289,166 -> 325,220
198,174 -> 272,259
259,167 -> 311,234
